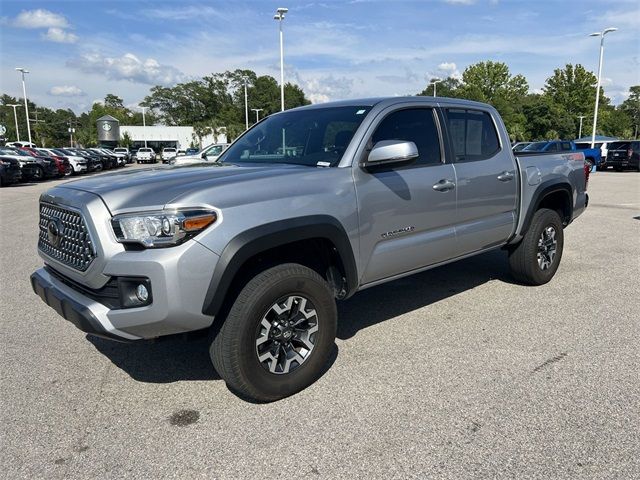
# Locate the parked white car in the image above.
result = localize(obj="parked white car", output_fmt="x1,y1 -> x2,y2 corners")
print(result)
136,148 -> 156,164
39,147 -> 87,174
161,147 -> 177,163
171,143 -> 229,166
5,141 -> 37,148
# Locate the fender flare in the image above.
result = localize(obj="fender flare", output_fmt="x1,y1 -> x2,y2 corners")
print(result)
520,181 -> 573,235
201,215 -> 358,317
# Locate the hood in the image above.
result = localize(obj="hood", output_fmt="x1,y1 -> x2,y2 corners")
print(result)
58,162 -> 312,213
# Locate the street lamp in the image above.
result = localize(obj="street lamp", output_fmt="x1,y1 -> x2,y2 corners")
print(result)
429,78 -> 442,97
577,115 -> 586,139
140,106 -> 148,148
274,7 -> 288,111
15,67 -> 32,145
589,27 -> 617,148
242,75 -> 249,130
5,104 -> 21,141
252,108 -> 263,123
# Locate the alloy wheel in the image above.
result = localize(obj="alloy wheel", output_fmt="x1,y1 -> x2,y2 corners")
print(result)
537,226 -> 557,270
255,295 -> 318,375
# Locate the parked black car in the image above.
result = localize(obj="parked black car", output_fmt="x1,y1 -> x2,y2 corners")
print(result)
0,147 -> 59,180
605,141 -> 640,171
0,156 -> 22,186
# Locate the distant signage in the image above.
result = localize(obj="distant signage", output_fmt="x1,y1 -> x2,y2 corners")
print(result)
97,119 -> 119,142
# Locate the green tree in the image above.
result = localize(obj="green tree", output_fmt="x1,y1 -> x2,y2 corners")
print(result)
620,85 -> 640,138
457,61 -> 528,134
120,131 -> 133,148
418,77 -> 461,98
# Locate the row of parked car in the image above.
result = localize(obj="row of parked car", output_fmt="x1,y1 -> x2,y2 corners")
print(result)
0,144 -> 130,187
512,139 -> 640,171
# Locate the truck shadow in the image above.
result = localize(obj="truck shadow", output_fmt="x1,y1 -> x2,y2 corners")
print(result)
88,249 -> 512,383
337,248 -> 512,339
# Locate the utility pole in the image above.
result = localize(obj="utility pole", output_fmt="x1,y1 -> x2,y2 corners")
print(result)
15,67 -> 32,144
252,108 -> 263,124
140,106 -> 148,148
274,8 -> 288,111
67,120 -> 76,147
6,104 -> 21,141
589,28 -> 617,148
242,75 -> 249,130
577,115 -> 585,139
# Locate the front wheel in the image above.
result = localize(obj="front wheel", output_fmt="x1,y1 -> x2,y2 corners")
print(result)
210,263 -> 337,402
508,208 -> 564,285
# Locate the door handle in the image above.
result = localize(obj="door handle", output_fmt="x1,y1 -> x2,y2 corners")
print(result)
432,179 -> 456,192
497,171 -> 514,181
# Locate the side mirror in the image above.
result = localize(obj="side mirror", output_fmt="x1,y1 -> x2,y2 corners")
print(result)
201,152 -> 207,159
362,140 -> 419,169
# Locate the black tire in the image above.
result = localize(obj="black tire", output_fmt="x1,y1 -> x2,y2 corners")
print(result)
210,263 -> 337,402
508,208 -> 564,286
32,166 -> 44,181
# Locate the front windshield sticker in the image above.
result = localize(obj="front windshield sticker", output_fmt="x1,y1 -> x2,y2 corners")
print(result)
356,109 -> 366,115
317,161 -> 331,167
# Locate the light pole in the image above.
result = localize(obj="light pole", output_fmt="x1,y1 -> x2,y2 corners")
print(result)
140,106 -> 148,148
577,115 -> 585,139
6,104 -> 20,141
589,27 -> 617,148
242,75 -> 249,130
15,67 -> 32,145
429,78 -> 442,97
274,7 -> 288,111
68,127 -> 75,147
252,108 -> 263,124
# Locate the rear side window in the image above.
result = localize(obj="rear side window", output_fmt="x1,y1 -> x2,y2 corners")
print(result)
444,109 -> 500,161
371,108 -> 442,166
561,142 -> 572,151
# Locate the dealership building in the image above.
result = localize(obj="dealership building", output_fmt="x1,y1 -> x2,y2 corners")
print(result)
96,115 -> 226,150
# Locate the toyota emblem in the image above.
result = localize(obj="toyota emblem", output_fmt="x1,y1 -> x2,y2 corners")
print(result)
47,217 -> 63,247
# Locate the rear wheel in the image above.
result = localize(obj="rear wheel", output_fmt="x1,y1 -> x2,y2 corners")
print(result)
31,166 -> 44,181
210,263 -> 337,402
508,208 -> 564,285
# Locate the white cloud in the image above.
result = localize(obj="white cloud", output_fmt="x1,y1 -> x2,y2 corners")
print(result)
43,27 -> 78,43
49,85 -> 85,97
288,69 -> 354,104
145,6 -> 221,20
444,0 -> 476,5
13,9 -> 69,29
67,53 -> 186,86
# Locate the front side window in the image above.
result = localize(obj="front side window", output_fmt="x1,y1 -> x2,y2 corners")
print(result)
204,145 -> 224,156
220,106 -> 372,167
370,108 -> 441,165
445,109 -> 500,161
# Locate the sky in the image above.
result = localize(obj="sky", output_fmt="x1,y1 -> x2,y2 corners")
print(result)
1,0 -> 639,114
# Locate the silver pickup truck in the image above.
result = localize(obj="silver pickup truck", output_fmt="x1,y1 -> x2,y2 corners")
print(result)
31,97 -> 588,401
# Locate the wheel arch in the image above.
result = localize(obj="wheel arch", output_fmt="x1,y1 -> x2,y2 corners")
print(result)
521,181 -> 573,235
201,215 -> 358,318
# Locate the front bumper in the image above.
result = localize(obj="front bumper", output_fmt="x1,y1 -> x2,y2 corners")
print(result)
31,268 -> 137,341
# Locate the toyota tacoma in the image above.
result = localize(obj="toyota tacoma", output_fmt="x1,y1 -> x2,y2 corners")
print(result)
31,97 -> 588,401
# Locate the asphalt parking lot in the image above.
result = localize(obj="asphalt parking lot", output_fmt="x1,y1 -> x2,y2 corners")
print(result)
1,167 -> 639,479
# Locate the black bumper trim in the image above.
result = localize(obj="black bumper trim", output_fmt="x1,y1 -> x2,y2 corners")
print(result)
30,270 -> 132,342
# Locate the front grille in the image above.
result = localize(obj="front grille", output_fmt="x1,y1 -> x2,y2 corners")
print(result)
38,203 -> 96,272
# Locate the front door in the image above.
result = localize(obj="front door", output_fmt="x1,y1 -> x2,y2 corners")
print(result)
354,106 -> 458,285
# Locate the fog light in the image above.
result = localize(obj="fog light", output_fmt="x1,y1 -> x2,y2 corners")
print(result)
135,284 -> 149,302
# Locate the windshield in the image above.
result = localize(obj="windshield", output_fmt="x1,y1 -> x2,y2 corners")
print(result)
164,148 -> 176,152
522,142 -> 548,152
139,148 -> 152,153
114,148 -> 127,152
608,142 -> 630,150
219,106 -> 372,167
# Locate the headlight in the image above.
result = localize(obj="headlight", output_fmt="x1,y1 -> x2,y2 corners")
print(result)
111,208 -> 217,248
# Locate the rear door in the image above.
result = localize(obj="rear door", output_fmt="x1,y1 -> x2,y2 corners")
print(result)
442,108 -> 518,254
353,105 -> 458,284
